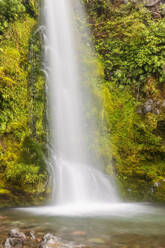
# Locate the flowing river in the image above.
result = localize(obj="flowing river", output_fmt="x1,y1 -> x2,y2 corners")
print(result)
1,204 -> 165,247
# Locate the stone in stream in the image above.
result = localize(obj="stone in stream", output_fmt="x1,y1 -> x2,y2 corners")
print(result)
8,229 -> 26,240
25,230 -> 36,240
3,237 -> 23,248
39,233 -> 61,248
3,229 -> 26,248
0,216 -> 8,220
72,231 -> 86,236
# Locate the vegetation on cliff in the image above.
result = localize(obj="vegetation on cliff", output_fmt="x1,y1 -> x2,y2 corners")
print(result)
83,0 -> 165,201
1,0 -> 165,205
0,0 -> 48,206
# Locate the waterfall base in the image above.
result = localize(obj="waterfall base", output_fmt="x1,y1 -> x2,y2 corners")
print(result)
54,159 -> 119,206
20,203 -> 155,217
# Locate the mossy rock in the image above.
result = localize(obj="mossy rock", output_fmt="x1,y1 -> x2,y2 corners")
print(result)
0,189 -> 11,195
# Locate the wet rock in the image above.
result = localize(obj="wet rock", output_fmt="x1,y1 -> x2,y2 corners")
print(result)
39,233 -> 59,248
8,229 -> 26,241
3,229 -> 26,248
144,99 -> 153,113
72,231 -> 86,236
25,230 -> 35,240
144,104 -> 152,113
3,237 -> 23,248
136,98 -> 164,115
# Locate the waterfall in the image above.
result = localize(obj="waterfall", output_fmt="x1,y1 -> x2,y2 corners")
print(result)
43,0 -> 119,207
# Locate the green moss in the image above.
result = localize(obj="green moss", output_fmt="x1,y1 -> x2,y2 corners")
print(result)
0,8 -> 48,206
0,189 -> 11,195
83,1 -> 165,202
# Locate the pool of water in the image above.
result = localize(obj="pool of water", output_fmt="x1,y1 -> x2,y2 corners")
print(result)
1,203 -> 165,247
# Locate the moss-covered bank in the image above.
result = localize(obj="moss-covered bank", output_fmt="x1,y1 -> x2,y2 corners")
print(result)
83,0 -> 165,202
0,0 -> 48,206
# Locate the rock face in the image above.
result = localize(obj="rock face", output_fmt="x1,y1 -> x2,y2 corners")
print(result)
136,98 -> 165,115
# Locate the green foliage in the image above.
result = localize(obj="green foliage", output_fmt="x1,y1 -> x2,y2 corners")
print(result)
20,137 -> 46,171
0,0 -> 25,33
87,2 -> 165,90
23,0 -> 39,18
28,29 -> 47,143
82,0 -> 165,201
0,7 -> 47,205
0,0 -> 38,34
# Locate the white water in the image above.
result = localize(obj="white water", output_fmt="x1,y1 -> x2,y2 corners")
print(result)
21,203 -> 156,217
18,0 -> 156,219
43,0 -> 119,208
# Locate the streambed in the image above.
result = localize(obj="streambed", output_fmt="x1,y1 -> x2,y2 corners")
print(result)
0,203 -> 165,247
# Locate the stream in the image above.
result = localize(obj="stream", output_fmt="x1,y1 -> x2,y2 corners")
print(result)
1,203 -> 165,247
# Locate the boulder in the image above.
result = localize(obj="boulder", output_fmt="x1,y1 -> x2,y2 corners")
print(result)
3,229 -> 26,248
39,233 -> 59,248
25,230 -> 35,240
3,238 -> 23,248
8,229 -> 26,241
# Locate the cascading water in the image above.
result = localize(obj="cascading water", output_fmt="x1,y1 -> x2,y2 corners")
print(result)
43,0 -> 119,208
19,0 -> 156,218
